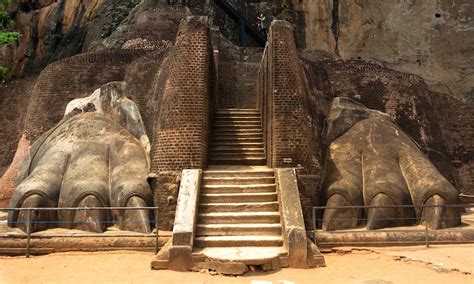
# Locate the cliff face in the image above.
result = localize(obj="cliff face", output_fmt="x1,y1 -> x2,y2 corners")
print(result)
287,0 -> 474,102
1,0 -> 149,76
3,1 -> 473,102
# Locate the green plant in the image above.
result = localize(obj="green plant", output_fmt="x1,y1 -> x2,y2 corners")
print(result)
0,66 -> 7,77
0,0 -> 20,80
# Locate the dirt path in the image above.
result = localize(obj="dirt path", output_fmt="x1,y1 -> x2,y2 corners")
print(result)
0,245 -> 472,283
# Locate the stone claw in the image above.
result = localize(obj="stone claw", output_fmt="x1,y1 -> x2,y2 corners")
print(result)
16,194 -> 49,233
120,196 -> 152,233
322,194 -> 359,231
421,194 -> 461,230
72,195 -> 108,233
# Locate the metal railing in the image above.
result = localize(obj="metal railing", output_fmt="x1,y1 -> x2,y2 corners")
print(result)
311,203 -> 474,247
0,207 -> 159,257
213,0 -> 267,46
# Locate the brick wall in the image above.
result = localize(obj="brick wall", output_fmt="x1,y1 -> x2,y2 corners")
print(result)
148,17 -> 211,229
151,17 -> 210,173
152,171 -> 181,230
258,21 -> 320,172
257,20 -> 321,227
217,39 -> 263,109
124,51 -> 169,145
430,93 -> 474,198
0,77 -> 36,174
23,49 -> 150,142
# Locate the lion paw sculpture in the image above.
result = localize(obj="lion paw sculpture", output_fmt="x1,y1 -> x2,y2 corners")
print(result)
320,98 -> 461,231
8,82 -> 153,233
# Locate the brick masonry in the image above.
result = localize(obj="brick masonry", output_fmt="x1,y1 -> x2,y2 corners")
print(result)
152,17 -> 210,173
150,17 -> 211,229
0,77 -> 36,175
23,49 -> 151,141
216,39 -> 263,109
257,21 -> 321,227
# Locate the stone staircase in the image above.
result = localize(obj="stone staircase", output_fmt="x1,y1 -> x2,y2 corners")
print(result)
209,109 -> 266,165
191,108 -> 288,271
195,168 -> 283,248
192,167 -> 288,272
151,108 -> 324,273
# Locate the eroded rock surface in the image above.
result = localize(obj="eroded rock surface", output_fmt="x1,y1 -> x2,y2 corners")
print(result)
276,0 -> 474,101
1,0 -> 186,78
320,98 -> 461,231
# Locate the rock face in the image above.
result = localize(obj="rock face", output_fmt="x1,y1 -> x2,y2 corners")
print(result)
1,0 -> 184,78
4,1 -> 473,102
277,0 -> 474,102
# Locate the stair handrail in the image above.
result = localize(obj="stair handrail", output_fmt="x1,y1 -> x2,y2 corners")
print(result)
212,0 -> 267,46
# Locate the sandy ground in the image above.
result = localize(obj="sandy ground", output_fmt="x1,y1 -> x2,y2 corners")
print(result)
0,245 -> 472,284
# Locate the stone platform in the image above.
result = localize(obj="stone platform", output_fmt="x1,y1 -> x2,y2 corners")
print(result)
315,210 -> 474,247
0,212 -> 171,255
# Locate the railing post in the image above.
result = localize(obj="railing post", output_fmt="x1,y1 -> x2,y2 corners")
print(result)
155,208 -> 159,254
312,207 -> 316,232
425,221 -> 429,248
26,208 -> 32,258
239,18 -> 246,47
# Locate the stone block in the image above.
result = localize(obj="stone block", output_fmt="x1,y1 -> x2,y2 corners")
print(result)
168,245 -> 193,271
276,168 -> 313,268
172,169 -> 201,247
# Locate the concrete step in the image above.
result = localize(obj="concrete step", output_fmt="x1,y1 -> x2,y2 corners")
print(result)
196,223 -> 282,236
211,149 -> 264,153
215,111 -> 260,115
215,109 -> 260,115
212,136 -> 263,141
215,113 -> 261,118
214,116 -> 261,122
194,235 -> 283,247
210,147 -> 264,154
208,157 -> 266,165
198,212 -> 280,224
200,192 -> 278,203
213,129 -> 263,134
211,142 -> 263,147
202,184 -> 276,194
214,121 -> 262,126
213,123 -> 262,128
199,201 -> 279,213
202,176 -> 275,185
213,132 -> 263,138
203,170 -> 274,178
211,137 -> 264,143
209,154 -> 266,160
